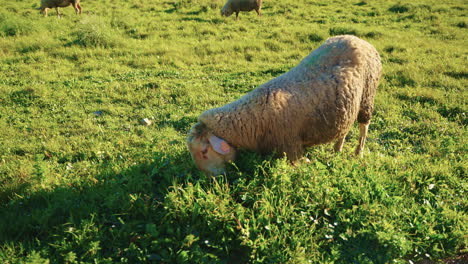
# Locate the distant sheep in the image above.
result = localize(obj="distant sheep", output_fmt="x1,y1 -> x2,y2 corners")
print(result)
221,0 -> 262,19
187,35 -> 382,175
39,0 -> 82,17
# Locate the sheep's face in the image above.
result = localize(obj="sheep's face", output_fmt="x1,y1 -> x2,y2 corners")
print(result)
187,123 -> 236,175
221,6 -> 233,17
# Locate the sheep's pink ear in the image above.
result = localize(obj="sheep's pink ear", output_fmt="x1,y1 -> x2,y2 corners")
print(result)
208,135 -> 231,155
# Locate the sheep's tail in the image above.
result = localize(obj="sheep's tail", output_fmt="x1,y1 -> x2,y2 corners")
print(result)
357,51 -> 382,125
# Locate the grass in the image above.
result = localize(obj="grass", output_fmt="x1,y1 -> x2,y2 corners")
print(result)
0,0 -> 466,263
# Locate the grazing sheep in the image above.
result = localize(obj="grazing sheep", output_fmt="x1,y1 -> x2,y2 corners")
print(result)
39,0 -> 82,17
221,0 -> 262,19
187,35 -> 382,175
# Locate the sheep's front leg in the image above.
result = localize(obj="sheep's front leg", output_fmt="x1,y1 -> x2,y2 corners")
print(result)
285,143 -> 305,165
334,134 -> 347,152
55,7 -> 62,17
255,8 -> 262,16
42,8 -> 49,17
355,122 -> 369,157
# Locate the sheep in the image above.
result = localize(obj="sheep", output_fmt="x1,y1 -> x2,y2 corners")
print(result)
221,0 -> 262,19
39,0 -> 82,17
187,35 -> 382,175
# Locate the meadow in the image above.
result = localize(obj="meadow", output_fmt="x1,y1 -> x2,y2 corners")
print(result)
0,0 -> 466,263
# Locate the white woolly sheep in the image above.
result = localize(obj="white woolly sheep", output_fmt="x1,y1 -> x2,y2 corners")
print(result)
221,0 -> 262,19
39,0 -> 82,17
187,35 -> 382,175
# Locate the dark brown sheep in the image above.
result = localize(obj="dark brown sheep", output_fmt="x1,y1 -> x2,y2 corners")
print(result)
39,0 -> 82,17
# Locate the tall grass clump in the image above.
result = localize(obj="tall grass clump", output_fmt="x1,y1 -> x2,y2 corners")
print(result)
72,15 -> 124,48
0,13 -> 38,37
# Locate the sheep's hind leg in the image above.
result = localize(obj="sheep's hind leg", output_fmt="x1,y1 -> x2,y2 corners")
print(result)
73,3 -> 82,14
255,8 -> 262,16
355,122 -> 369,157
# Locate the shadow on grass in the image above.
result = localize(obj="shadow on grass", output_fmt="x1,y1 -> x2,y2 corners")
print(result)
0,150 -> 250,263
396,93 -> 467,125
181,17 -> 224,24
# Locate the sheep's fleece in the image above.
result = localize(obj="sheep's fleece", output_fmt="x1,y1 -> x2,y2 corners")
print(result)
39,0 -> 82,16
221,0 -> 262,18
188,35 -> 382,174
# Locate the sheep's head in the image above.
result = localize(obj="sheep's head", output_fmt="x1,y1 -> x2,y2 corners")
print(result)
220,5 -> 233,17
187,122 -> 236,176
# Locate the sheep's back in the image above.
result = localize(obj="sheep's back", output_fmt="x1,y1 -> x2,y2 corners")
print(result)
228,0 -> 261,11
290,35 -> 381,144
200,35 -> 381,151
41,0 -> 73,8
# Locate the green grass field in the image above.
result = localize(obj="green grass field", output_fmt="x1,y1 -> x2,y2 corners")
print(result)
0,0 -> 467,263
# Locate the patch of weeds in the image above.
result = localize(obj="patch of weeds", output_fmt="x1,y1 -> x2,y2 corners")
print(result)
0,14 -> 38,37
366,10 -> 381,17
329,27 -> 358,36
157,116 -> 195,133
17,42 -> 42,53
261,67 -> 287,76
388,57 -> 407,64
364,31 -> 383,39
384,46 -> 406,53
437,105 -> 467,125
72,16 -> 124,48
389,3 -> 411,13
9,88 -> 39,107
402,109 -> 420,121
455,21 -> 467,28
396,94 -> 438,106
126,28 -> 151,39
297,32 -> 324,43
444,71 -> 468,80
264,41 -> 282,52
385,71 -> 417,87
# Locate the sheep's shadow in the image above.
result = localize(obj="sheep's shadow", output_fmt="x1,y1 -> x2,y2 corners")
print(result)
0,149 -> 250,263
181,17 -> 224,24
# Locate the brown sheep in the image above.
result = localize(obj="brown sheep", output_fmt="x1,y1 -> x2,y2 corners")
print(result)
221,0 -> 262,19
39,0 -> 82,17
187,35 -> 382,175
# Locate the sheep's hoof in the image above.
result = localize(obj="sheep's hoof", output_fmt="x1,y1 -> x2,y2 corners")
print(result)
354,149 -> 364,158
292,157 -> 311,166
